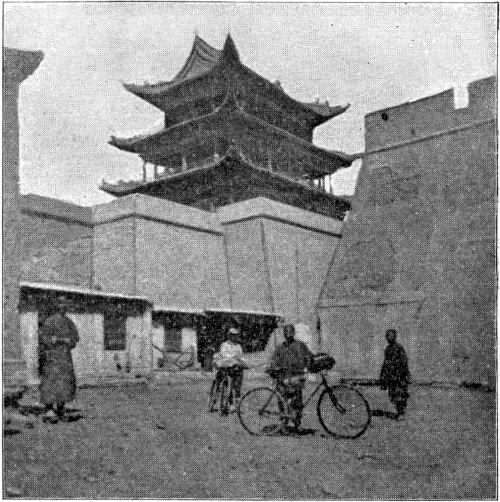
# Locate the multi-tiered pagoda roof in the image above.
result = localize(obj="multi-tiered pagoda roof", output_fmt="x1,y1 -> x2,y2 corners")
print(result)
103,35 -> 355,219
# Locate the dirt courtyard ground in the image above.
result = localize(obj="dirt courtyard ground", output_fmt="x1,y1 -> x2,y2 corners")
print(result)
3,377 -> 496,499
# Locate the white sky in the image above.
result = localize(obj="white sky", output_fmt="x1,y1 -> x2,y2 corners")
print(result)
4,2 -> 497,206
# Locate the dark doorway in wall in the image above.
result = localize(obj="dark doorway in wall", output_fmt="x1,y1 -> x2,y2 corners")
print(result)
198,310 -> 281,370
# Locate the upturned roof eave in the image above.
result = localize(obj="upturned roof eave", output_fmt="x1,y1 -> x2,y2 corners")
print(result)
122,36 -> 349,126
100,149 -> 352,211
171,34 -> 221,82
122,35 -> 221,104
238,63 -> 349,123
108,90 -> 236,150
124,63 -> 349,125
109,93 -> 355,169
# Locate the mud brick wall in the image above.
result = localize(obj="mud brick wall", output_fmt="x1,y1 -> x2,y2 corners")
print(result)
20,194 -> 93,286
92,198 -> 137,295
92,194 -> 230,309
220,198 -> 342,339
133,194 -> 229,309
3,48 -> 43,384
318,76 -> 496,386
71,311 -> 152,381
135,219 -> 229,310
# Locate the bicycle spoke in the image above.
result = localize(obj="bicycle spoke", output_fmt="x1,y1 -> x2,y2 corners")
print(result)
238,387 -> 288,435
317,385 -> 371,439
208,380 -> 219,412
220,379 -> 231,416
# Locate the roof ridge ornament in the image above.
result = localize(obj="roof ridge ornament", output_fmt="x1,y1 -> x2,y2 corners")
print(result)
220,34 -> 240,64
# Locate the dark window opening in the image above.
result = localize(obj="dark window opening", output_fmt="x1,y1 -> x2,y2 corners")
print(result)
104,311 -> 127,350
165,327 -> 182,352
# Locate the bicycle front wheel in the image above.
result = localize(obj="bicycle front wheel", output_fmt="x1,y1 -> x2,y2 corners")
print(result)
208,380 -> 218,412
219,378 -> 231,416
317,385 -> 371,439
238,387 -> 288,436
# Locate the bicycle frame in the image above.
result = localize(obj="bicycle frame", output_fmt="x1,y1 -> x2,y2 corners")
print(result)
274,372 -> 342,415
239,372 -> 371,437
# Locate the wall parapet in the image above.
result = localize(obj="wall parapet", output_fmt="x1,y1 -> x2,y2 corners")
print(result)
365,76 -> 496,151
218,197 -> 343,236
21,194 -> 92,225
92,194 -> 223,235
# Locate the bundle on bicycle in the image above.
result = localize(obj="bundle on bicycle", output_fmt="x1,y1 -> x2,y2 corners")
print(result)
237,324 -> 371,438
208,326 -> 248,416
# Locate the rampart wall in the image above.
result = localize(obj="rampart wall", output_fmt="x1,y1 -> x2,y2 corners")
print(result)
220,198 -> 342,337
133,196 -> 230,309
90,194 -> 339,328
20,194 -> 93,286
318,76 -> 496,386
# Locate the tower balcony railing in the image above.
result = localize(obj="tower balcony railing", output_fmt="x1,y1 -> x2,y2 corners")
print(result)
102,151 -> 343,200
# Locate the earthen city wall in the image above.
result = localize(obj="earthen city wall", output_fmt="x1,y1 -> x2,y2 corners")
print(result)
318,76 -> 496,386
12,75 -> 496,386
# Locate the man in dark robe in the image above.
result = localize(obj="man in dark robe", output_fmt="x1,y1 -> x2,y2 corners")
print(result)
267,324 -> 313,431
379,329 -> 410,420
39,298 -> 79,423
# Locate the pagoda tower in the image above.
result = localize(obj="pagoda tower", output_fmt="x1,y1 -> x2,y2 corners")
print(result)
104,35 -> 355,220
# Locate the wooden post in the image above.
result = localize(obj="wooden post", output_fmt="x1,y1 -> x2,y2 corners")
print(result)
142,161 -> 147,182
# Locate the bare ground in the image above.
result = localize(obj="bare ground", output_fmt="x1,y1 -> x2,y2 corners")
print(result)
3,378 -> 496,499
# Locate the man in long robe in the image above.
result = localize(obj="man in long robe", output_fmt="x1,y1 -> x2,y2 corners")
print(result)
267,324 -> 313,431
39,298 -> 79,423
379,329 -> 410,419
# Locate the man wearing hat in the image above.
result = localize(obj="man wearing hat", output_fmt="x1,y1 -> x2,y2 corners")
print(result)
267,324 -> 313,432
379,329 -> 410,419
39,297 -> 79,423
213,326 -> 246,411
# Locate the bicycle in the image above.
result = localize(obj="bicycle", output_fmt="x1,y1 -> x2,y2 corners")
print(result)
237,357 -> 371,438
208,364 -> 246,416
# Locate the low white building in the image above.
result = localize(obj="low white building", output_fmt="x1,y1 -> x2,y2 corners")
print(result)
19,282 -> 153,386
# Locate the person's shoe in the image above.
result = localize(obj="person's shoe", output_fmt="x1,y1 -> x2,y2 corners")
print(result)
42,410 -> 59,424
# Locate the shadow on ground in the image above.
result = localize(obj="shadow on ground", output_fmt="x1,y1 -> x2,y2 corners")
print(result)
3,380 -> 496,499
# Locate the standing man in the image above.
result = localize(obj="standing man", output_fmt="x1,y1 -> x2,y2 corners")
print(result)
266,324 -> 313,432
39,297 -> 79,423
379,329 -> 410,420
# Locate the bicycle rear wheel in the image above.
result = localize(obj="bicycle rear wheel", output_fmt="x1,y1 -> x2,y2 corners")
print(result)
238,387 -> 288,436
317,384 -> 371,439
